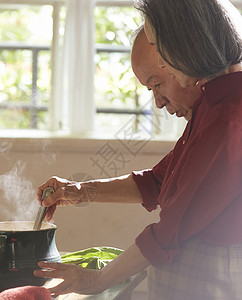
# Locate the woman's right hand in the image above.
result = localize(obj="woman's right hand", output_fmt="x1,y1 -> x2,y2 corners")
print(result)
37,176 -> 92,221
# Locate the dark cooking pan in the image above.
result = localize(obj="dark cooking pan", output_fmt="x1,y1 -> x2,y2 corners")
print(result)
0,221 -> 61,292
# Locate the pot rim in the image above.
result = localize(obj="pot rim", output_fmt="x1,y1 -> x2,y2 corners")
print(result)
0,221 -> 57,232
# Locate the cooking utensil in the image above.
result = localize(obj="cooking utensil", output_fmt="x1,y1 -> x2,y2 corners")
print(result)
0,221 -> 61,292
33,187 -> 54,230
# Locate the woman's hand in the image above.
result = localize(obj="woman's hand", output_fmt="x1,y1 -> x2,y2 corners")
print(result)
34,261 -> 104,295
34,244 -> 149,296
37,176 -> 94,221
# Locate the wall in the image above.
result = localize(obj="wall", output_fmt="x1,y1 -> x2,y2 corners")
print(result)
0,136 -> 175,292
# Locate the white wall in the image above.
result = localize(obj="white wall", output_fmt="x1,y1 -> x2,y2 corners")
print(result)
0,137 -> 175,291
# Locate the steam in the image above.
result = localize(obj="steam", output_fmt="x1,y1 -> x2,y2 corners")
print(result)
0,138 -> 57,222
0,161 -> 39,221
0,140 -> 13,158
41,139 -> 57,166
31,139 -> 57,170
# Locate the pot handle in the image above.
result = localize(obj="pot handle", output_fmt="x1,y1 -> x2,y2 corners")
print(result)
0,235 -> 7,272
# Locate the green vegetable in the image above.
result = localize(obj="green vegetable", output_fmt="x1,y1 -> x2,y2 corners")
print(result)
61,246 -> 124,270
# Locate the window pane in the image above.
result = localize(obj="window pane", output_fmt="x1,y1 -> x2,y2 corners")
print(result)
94,6 -> 149,136
37,50 -> 51,109
0,49 -> 32,105
0,109 -> 30,129
0,5 -> 52,130
95,6 -> 142,46
0,5 -> 53,44
95,52 -> 138,109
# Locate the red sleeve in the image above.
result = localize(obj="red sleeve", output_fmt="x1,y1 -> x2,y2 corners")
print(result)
136,119 -> 242,266
132,151 -> 173,212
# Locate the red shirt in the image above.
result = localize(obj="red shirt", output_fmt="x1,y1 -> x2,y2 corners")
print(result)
133,72 -> 242,266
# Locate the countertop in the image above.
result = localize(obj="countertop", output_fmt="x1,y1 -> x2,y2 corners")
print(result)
45,271 -> 147,300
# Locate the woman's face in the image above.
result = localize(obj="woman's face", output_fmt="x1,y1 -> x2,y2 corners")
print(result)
144,18 -> 200,88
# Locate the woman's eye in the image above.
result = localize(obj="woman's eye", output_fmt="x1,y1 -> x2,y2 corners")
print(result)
155,84 -> 160,88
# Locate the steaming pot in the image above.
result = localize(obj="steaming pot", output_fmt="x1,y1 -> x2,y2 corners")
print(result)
0,221 -> 61,292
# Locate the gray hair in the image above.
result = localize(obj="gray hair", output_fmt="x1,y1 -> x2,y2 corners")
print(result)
130,23 -> 144,44
134,0 -> 242,78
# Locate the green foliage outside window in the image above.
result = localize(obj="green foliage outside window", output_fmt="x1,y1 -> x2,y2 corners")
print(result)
95,7 -> 144,109
0,4 -> 145,131
0,6 -> 52,129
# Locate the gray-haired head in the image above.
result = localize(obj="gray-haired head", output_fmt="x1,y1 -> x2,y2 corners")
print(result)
134,0 -> 242,78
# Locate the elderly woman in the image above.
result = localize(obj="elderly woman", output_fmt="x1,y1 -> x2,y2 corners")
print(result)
133,0 -> 242,299
34,1 -> 242,299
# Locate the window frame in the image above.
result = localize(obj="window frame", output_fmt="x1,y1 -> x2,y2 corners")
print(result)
0,0 -> 241,140
0,0 -> 151,136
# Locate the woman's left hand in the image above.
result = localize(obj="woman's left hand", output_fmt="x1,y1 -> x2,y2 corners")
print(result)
34,261 -> 104,296
34,243 -> 150,296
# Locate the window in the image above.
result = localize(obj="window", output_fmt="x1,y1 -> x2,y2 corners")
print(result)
0,4 -> 53,130
0,0 -> 180,140
94,5 -> 152,137
0,0 -> 241,140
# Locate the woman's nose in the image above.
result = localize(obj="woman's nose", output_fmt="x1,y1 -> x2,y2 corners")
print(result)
154,94 -> 168,109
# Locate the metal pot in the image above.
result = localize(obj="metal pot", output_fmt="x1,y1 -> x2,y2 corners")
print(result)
0,221 -> 61,292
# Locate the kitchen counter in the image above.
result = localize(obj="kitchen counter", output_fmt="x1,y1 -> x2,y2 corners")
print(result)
45,270 -> 147,300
